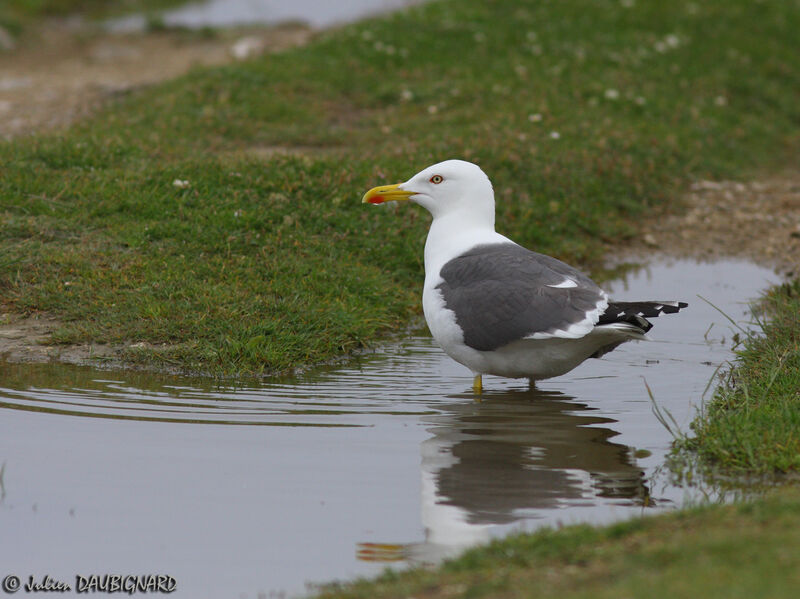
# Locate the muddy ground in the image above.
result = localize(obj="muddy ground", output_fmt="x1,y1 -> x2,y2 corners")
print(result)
0,18 -> 313,139
626,176 -> 800,278
1,21 -> 798,367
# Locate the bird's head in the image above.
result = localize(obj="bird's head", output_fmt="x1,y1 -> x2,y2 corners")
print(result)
362,159 -> 495,223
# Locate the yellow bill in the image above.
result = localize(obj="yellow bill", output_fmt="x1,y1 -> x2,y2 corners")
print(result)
361,183 -> 415,204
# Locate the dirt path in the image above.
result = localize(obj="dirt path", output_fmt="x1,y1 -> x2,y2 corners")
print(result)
0,19 -> 313,139
1,22 -> 798,367
625,175 -> 800,278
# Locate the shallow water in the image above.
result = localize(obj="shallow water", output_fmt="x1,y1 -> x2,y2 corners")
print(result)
110,0 -> 426,31
0,259 -> 780,597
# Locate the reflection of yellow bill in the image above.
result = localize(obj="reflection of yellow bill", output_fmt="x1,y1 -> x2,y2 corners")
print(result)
356,542 -> 408,562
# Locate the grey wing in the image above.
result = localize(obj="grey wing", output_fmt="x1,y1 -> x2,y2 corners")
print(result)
436,243 -> 608,351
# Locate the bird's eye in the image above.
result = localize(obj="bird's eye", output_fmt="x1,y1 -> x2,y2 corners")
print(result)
430,175 -> 444,184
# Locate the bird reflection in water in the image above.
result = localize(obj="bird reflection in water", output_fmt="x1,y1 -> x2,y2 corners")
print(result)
358,387 -> 651,564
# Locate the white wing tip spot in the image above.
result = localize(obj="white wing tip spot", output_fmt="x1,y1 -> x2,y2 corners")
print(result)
547,279 -> 578,289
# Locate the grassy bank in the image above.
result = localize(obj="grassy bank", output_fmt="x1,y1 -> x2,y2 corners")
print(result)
0,1 -> 184,34
319,487 -> 800,599
2,0 -> 799,374
0,1 -> 189,22
677,280 -> 800,476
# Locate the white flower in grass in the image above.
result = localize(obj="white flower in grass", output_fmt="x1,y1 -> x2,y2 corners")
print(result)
173,179 -> 190,189
604,88 -> 620,100
528,113 -> 543,122
549,131 -> 561,140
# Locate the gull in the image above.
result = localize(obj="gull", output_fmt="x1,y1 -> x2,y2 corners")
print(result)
362,159 -> 686,392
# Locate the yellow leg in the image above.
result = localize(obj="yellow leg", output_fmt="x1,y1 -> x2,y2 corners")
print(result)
472,374 -> 483,394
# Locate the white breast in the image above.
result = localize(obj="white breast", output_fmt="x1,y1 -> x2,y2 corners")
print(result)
421,219 -> 512,375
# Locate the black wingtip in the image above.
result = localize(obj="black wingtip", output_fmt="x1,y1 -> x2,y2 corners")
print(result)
599,300 -> 688,331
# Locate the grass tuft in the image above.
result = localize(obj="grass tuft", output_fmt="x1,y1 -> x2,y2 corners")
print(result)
677,280 -> 800,476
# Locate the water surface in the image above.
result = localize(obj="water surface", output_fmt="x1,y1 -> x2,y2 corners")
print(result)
0,259 -> 780,597
110,0 -> 427,31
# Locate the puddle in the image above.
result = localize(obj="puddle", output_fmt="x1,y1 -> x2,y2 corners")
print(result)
0,259 -> 781,597
109,0 -> 427,31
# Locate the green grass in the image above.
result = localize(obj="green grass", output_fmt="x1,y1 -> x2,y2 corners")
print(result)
677,280 -> 800,476
0,0 -> 189,33
1,0 -> 186,19
2,0 -> 799,374
318,487 -> 800,599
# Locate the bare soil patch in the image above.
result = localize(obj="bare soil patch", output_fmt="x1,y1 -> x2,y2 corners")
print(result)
0,310 -> 119,365
626,175 -> 800,278
0,19 -> 313,139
